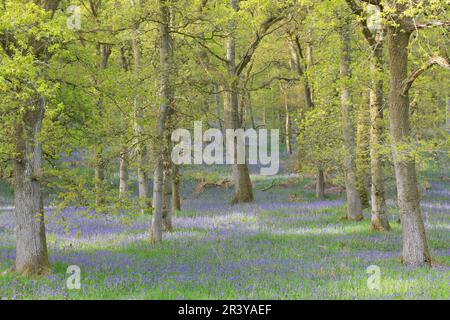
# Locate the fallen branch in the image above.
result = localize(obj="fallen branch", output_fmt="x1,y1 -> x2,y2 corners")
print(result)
260,180 -> 276,192
194,178 -> 230,197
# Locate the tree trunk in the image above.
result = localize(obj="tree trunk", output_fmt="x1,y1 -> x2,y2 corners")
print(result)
151,0 -> 173,243
119,148 -> 128,197
262,104 -> 267,126
287,34 -> 314,110
214,84 -> 224,132
284,93 -> 292,155
246,91 -> 256,129
287,32 -> 320,178
340,23 -> 363,221
13,103 -> 50,275
162,120 -> 173,231
278,107 -> 285,142
134,106 -> 150,211
316,169 -> 325,199
387,27 -> 430,266
171,164 -> 181,212
118,48 -> 130,199
151,161 -> 164,243
94,43 -> 112,206
131,8 -> 150,213
356,105 -> 371,209
224,88 -> 254,204
446,96 -> 449,132
224,0 -> 253,204
369,40 -> 390,231
94,147 -> 105,206
162,162 -> 173,231
11,0 -> 61,274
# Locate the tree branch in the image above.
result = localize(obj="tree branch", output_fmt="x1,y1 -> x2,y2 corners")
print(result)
235,15 -> 284,76
345,0 -> 377,47
411,20 -> 450,31
249,76 -> 299,91
402,56 -> 450,94
359,0 -> 380,5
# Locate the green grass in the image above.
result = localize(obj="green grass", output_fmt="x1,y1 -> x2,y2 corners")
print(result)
1,200 -> 448,300
0,163 -> 448,300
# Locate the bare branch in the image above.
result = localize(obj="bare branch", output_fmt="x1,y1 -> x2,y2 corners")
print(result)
249,76 -> 299,91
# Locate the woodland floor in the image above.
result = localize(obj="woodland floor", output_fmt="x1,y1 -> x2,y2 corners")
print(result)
0,164 -> 449,299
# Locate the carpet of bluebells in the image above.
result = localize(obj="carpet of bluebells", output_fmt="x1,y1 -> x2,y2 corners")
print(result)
0,168 -> 449,299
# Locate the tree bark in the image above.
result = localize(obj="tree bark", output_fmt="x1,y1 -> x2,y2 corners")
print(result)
94,43 -> 112,206
118,48 -> 130,199
151,0 -> 173,243
446,96 -> 449,131
224,0 -> 253,204
284,92 -> 292,155
119,148 -> 128,197
340,23 -> 363,221
278,107 -> 285,143
387,26 -> 431,266
151,161 -> 164,243
10,0 -> 61,275
369,39 -> 390,231
131,3 -> 150,213
356,105 -> 371,209
287,34 -> 314,110
134,106 -> 150,211
246,91 -> 256,129
316,169 -> 325,199
14,102 -> 50,275
262,104 -> 267,126
223,88 -> 254,204
214,84 -> 224,132
344,0 -> 391,230
171,164 -> 181,212
162,162 -> 173,231
94,146 -> 105,206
